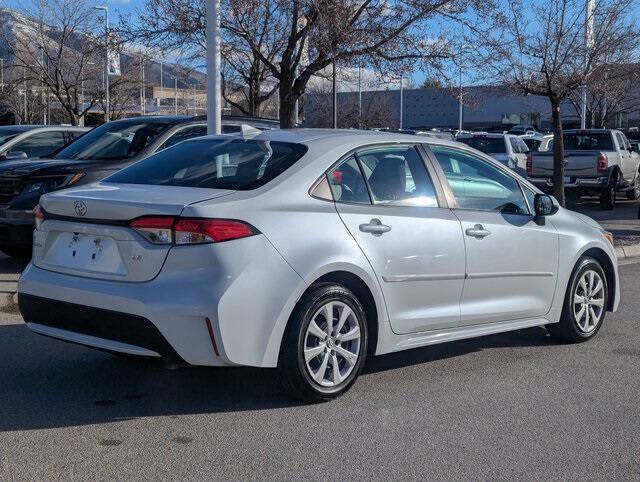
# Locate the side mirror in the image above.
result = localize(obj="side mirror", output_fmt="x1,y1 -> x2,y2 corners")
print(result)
534,193 -> 559,217
4,151 -> 28,160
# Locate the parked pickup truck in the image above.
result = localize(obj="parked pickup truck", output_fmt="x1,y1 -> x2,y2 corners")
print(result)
527,129 -> 640,209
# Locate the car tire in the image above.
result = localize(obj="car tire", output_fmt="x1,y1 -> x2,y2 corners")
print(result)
626,173 -> 640,200
600,177 -> 616,210
279,283 -> 368,402
547,256 -> 607,343
0,246 -> 31,259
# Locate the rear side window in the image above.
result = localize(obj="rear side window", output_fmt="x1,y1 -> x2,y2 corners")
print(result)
328,155 -> 370,204
356,146 -> 438,207
458,137 -> 507,154
106,138 -> 307,190
564,132 -> 614,151
158,125 -> 207,151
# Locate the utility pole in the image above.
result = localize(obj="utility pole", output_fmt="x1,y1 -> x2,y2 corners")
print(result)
332,60 -> 337,129
581,0 -> 594,129
206,0 -> 222,134
94,6 -> 109,122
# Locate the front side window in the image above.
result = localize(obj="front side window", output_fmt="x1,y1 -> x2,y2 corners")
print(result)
523,138 -> 541,151
509,137 -> 520,153
356,145 -> 438,207
517,139 -> 530,153
430,146 -> 529,215
13,131 -> 66,158
54,121 -> 171,161
106,138 -> 307,190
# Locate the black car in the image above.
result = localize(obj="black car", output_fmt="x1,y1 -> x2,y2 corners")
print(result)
0,115 -> 280,257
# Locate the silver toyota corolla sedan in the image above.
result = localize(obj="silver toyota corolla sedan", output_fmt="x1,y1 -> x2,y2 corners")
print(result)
18,129 -> 620,402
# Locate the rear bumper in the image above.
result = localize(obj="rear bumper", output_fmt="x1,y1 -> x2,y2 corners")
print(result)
528,177 -> 607,189
18,235 -> 305,368
19,293 -> 184,361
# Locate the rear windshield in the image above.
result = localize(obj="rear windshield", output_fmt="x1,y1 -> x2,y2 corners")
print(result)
564,132 -> 614,151
458,137 -> 507,154
105,138 -> 308,190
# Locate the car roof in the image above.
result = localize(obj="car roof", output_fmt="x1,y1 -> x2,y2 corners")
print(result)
190,128 -> 471,151
0,125 -> 41,132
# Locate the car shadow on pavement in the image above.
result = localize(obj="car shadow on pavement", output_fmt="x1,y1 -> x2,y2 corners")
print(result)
0,322 -> 556,431
0,254 -> 27,277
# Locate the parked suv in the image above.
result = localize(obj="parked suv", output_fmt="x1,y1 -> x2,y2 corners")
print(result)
457,132 -> 531,175
0,115 -> 279,257
528,129 -> 640,209
0,125 -> 88,160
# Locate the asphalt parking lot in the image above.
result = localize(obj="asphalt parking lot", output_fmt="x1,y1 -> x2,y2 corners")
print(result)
1,260 -> 639,479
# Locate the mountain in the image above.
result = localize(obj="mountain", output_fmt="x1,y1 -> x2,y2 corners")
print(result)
0,7 -> 205,90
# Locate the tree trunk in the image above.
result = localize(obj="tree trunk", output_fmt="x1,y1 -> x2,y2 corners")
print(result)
278,80 -> 297,129
550,98 -> 565,207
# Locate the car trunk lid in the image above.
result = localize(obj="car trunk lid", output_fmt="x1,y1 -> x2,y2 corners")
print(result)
33,183 -> 235,282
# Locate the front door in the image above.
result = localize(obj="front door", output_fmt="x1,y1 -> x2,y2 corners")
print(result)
329,145 -> 465,335
428,145 -> 559,325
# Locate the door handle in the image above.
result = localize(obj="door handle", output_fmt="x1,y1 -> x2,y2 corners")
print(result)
359,218 -> 391,235
465,223 -> 491,239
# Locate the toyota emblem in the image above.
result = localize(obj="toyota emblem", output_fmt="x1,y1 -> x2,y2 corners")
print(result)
73,200 -> 87,217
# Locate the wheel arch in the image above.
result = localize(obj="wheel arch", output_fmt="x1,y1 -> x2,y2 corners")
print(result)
311,270 -> 380,355
580,247 -> 617,311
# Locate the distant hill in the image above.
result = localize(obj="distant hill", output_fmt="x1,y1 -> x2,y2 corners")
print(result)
0,7 -> 205,90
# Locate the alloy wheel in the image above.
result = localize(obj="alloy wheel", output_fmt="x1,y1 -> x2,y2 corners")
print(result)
573,269 -> 605,333
303,301 -> 362,387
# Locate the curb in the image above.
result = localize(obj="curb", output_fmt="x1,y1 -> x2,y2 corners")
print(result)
615,243 -> 640,260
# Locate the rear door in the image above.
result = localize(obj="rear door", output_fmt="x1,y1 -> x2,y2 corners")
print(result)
427,144 -> 558,326
331,144 -> 465,334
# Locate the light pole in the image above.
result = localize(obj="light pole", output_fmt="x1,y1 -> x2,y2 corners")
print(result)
1,58 -> 4,93
332,60 -> 337,129
139,55 -> 146,115
457,44 -> 471,132
23,67 -> 27,124
173,77 -> 178,115
581,0 -> 594,129
399,76 -> 404,130
158,60 -> 163,108
94,6 -> 109,122
206,0 -> 222,134
358,63 -> 362,127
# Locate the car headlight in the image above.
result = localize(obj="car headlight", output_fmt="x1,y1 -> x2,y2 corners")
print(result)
601,230 -> 614,246
22,173 -> 85,194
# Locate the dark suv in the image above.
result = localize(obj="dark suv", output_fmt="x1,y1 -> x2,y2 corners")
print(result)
0,115 -> 280,257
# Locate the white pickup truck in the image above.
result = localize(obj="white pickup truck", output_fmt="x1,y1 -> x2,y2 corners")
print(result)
528,129 -> 640,209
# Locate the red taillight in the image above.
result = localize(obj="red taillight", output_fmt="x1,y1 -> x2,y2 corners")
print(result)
130,216 -> 175,244
129,216 -> 256,245
526,153 -> 533,176
174,218 -> 255,244
33,204 -> 44,230
597,153 -> 608,172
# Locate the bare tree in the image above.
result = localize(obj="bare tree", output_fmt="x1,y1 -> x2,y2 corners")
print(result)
476,0 -> 640,205
225,0 -> 488,128
2,0 -> 114,125
119,0 -> 282,117
568,63 -> 640,128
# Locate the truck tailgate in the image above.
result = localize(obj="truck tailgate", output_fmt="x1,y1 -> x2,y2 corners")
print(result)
531,150 -> 602,178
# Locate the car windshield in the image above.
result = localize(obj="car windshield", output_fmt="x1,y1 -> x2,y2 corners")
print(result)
458,137 -> 507,154
54,121 -> 170,161
0,130 -> 25,145
563,132 -> 614,151
105,138 -> 308,190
